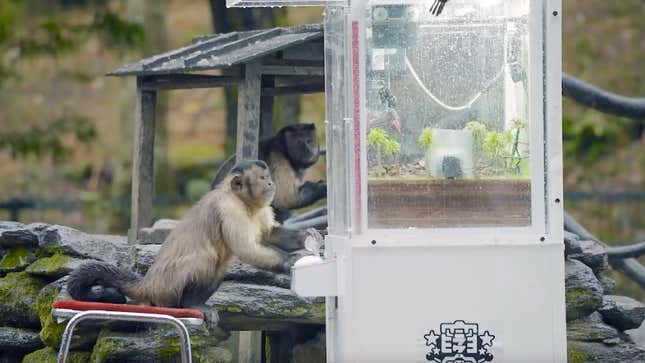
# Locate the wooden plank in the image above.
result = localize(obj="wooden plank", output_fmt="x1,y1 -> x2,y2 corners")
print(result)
129,79 -> 156,242
236,61 -> 262,161
260,75 -> 275,140
282,41 -> 324,62
274,75 -> 324,86
262,83 -> 325,96
260,65 -> 324,76
138,74 -> 242,90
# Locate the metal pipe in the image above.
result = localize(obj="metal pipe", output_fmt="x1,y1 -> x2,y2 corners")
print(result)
57,310 -> 192,363
605,241 -> 645,259
563,74 -> 645,120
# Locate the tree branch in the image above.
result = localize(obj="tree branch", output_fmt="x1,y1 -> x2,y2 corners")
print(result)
564,212 -> 645,288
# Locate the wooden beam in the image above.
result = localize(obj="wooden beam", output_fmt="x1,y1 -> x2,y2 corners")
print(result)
236,61 -> 262,161
260,65 -> 324,76
274,75 -> 324,85
262,83 -> 325,96
260,75 -> 275,140
138,74 -> 242,90
282,42 -> 324,62
130,78 -> 156,242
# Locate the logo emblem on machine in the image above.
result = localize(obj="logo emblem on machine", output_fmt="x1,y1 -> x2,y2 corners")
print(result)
423,320 -> 495,362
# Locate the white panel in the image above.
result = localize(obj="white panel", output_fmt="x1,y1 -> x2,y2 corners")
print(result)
291,258 -> 338,296
337,244 -> 566,362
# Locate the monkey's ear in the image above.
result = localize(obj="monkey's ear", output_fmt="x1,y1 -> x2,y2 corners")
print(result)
230,175 -> 243,191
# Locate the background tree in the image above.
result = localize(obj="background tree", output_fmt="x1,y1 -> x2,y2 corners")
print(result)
208,0 -> 301,154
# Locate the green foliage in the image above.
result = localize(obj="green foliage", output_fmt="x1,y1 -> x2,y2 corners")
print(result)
482,130 -> 514,159
563,113 -> 628,165
0,1 -> 144,85
0,117 -> 96,162
465,119 -> 529,176
0,1 -> 144,168
17,19 -> 77,58
464,121 -> 487,146
382,138 -> 400,157
368,128 -> 400,157
0,1 -> 20,44
367,128 -> 388,148
92,12 -> 145,50
417,127 -> 434,151
368,127 -> 399,174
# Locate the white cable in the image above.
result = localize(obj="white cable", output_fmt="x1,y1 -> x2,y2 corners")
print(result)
404,55 -> 505,111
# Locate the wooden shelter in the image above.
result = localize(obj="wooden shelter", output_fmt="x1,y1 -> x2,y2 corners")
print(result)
109,24 -> 324,241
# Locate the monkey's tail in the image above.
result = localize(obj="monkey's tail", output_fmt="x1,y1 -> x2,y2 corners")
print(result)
67,261 -> 142,304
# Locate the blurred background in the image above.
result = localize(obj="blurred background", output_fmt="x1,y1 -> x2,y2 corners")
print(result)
0,0 -> 642,298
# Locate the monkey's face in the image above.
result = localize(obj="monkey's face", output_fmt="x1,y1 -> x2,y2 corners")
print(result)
231,163 -> 276,208
283,124 -> 320,169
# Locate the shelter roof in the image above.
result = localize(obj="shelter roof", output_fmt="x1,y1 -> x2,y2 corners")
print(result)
109,24 -> 323,77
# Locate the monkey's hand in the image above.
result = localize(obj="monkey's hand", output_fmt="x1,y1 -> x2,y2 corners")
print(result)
296,181 -> 327,207
278,249 -> 316,273
266,226 -> 309,252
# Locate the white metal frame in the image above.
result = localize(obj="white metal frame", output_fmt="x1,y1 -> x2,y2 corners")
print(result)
53,308 -> 203,363
349,0 -> 563,247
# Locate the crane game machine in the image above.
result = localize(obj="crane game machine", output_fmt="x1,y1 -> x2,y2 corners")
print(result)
229,0 -> 566,361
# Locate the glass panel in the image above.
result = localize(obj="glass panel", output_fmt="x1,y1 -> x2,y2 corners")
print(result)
325,6 -> 352,236
227,0 -> 346,8
365,0 -> 532,229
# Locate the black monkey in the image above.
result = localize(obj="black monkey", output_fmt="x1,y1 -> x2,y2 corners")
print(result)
212,123 -> 326,223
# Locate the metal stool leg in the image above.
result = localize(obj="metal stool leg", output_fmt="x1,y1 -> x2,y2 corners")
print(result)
57,310 -> 192,363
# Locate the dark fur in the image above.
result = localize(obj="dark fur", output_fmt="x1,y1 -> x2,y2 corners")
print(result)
67,262 -> 140,304
211,124 -> 326,222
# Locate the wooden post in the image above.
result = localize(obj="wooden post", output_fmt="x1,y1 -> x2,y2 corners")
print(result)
238,331 -> 262,363
264,330 -> 295,363
236,61 -> 262,162
260,75 -> 275,140
129,77 -> 157,242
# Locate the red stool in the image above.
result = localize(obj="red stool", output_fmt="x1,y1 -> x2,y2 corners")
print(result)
52,300 -> 205,363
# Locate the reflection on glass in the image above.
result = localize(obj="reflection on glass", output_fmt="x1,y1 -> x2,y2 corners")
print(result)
365,0 -> 532,229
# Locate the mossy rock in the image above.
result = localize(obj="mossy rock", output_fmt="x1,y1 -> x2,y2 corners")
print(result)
207,282 -> 325,331
0,247 -> 36,274
566,287 -> 603,322
91,327 -> 231,363
32,277 -> 99,350
26,254 -> 84,279
21,347 -> 89,363
0,272 -> 46,328
35,282 -> 67,348
567,312 -> 619,343
567,345 -> 590,363
565,259 -> 603,321
567,340 -> 645,363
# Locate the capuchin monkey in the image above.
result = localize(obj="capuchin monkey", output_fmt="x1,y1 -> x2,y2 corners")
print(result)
67,160 -> 309,308
211,123 -> 327,223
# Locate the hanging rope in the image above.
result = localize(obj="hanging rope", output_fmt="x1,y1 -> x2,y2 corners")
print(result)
405,55 -> 506,111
